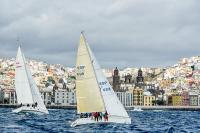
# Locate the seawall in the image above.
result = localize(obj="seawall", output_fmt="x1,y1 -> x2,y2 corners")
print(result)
1,104 -> 200,111
126,106 -> 200,111
0,104 -> 76,109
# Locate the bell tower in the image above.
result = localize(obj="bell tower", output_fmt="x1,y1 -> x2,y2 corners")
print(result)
112,67 -> 121,92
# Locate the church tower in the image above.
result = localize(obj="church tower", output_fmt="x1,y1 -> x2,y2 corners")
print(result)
112,67 -> 121,92
135,68 -> 145,89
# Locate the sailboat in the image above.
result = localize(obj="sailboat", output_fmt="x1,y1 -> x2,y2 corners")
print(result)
12,46 -> 49,114
71,32 -> 131,127
132,106 -> 143,112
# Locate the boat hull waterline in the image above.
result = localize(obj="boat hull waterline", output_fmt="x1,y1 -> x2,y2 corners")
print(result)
71,116 -> 131,127
12,106 -> 49,115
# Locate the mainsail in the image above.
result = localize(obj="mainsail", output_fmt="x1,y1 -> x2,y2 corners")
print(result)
76,34 -> 105,113
76,32 -> 130,119
15,46 -> 48,112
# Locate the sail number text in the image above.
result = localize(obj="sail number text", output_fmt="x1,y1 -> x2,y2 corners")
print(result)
99,81 -> 111,91
77,65 -> 85,76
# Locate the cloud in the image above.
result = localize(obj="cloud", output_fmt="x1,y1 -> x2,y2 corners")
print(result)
0,0 -> 200,68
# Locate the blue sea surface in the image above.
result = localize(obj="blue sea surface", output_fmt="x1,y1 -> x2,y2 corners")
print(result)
0,108 -> 200,133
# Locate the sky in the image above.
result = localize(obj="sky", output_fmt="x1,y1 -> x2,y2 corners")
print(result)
0,0 -> 200,68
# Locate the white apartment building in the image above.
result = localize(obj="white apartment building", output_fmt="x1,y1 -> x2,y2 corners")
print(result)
54,89 -> 76,106
116,92 -> 133,107
41,86 -> 54,105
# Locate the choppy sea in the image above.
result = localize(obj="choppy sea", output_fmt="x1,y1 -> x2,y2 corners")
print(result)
0,108 -> 200,133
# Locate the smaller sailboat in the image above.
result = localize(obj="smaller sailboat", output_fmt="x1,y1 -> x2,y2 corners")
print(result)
71,32 -> 131,127
13,46 -> 49,114
132,106 -> 143,112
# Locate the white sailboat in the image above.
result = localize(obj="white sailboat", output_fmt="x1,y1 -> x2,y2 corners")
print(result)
13,46 -> 49,114
71,32 -> 131,127
132,106 -> 143,112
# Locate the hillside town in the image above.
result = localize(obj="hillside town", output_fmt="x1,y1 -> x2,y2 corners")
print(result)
1,55 -> 200,107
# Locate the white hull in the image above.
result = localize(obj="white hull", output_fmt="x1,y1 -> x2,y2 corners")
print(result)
71,116 -> 131,127
12,106 -> 49,115
132,107 -> 143,112
132,109 -> 143,112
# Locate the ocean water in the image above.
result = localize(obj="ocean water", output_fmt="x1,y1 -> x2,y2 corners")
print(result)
0,108 -> 200,133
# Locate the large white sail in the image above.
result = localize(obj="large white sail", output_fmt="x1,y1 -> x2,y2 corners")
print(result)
15,46 -> 48,113
76,34 -> 105,113
15,46 -> 34,104
87,38 -> 130,118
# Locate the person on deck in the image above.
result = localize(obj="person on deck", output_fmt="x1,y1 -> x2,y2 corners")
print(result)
104,111 -> 108,121
97,112 -> 100,120
91,112 -> 95,120
94,112 -> 98,122
88,113 -> 92,118
99,112 -> 103,121
35,102 -> 38,107
85,113 -> 88,118
80,113 -> 83,118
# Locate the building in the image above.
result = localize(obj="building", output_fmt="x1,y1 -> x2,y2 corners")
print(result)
167,95 -> 173,106
136,69 -> 144,83
40,86 -> 54,105
143,91 -> 155,106
172,95 -> 182,106
54,89 -> 76,106
133,87 -> 143,106
1,89 -> 17,104
112,67 -> 121,92
124,74 -> 133,84
116,92 -> 133,107
120,83 -> 134,92
198,95 -> 200,106
189,92 -> 198,106
135,69 -> 145,88
0,88 -> 3,103
182,91 -> 189,106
